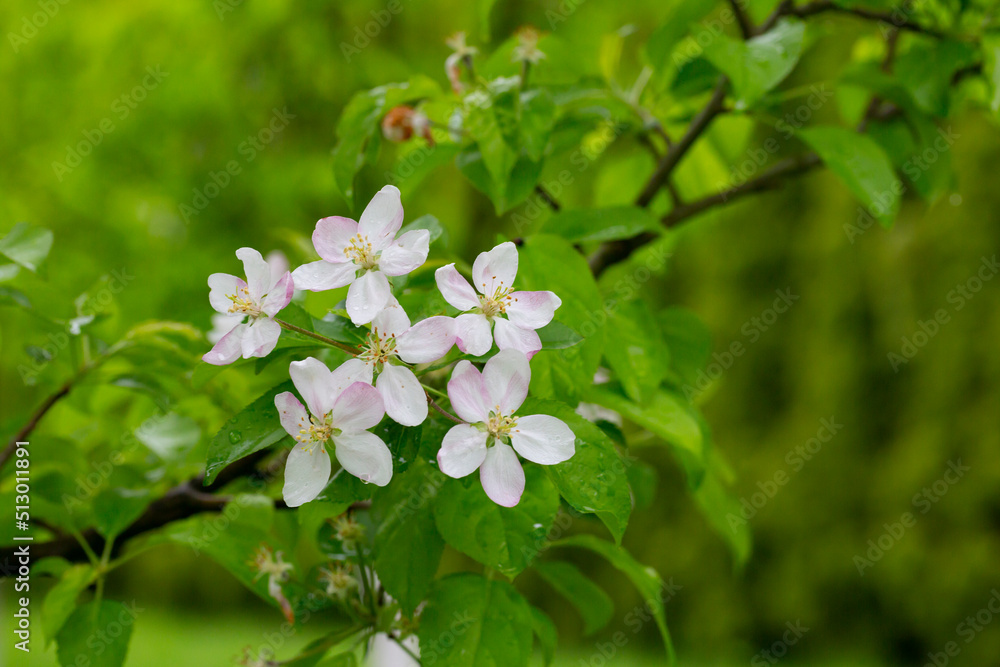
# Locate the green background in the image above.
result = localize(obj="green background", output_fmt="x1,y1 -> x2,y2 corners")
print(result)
2,0 -> 1000,665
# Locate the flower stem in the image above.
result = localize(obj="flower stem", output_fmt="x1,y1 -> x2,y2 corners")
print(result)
275,319 -> 360,355
421,383 -> 462,424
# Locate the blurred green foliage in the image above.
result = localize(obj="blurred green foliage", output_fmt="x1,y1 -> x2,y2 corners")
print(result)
3,0 -> 1000,665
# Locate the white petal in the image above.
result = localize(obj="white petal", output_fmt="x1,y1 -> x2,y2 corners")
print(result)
372,301 -> 411,338
283,441 -> 332,507
376,364 -> 427,426
346,270 -> 392,326
510,415 -> 575,465
241,317 -> 281,358
289,357 -> 335,417
260,272 -> 294,317
447,360 -> 490,424
331,382 -> 385,432
396,316 -> 455,364
208,273 -> 245,314
292,260 -> 357,292
313,216 -> 359,262
437,424 -> 488,478
435,264 -> 480,310
329,358 -> 375,398
379,229 -> 430,277
275,391 -> 310,439
493,318 -> 542,359
479,443 -> 524,507
333,431 -> 393,486
472,241 -> 518,297
236,247 -> 271,302
358,185 -> 404,250
454,313 -> 493,356
208,313 -> 245,344
505,291 -> 561,330
265,250 -> 290,283
202,323 -> 246,365
483,349 -> 530,415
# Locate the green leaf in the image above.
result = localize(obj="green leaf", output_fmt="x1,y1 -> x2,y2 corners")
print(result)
465,99 -> 518,206
0,223 -> 54,273
42,564 -> 94,646
659,307 -> 712,388
419,573 -> 533,667
537,321 -> 583,350
56,601 -> 135,667
553,535 -> 676,664
478,0 -> 498,39
535,561 -> 614,635
798,126 -> 900,226
604,299 -> 671,403
895,39 -> 976,117
693,450 -> 753,567
542,206 -> 660,244
372,460 -> 446,614
985,34 -> 1000,114
203,380 -> 294,485
93,488 -> 152,540
530,606 -> 557,667
520,89 -> 556,162
433,465 -> 560,578
457,149 -> 544,214
523,398 -> 631,543
399,214 -> 446,246
0,286 -> 31,308
646,0 -> 720,72
135,413 -> 200,461
703,18 -> 805,108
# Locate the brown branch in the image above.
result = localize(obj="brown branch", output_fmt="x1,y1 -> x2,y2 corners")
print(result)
534,185 -> 562,212
782,0 -> 946,38
635,77 -> 729,208
0,371 -> 85,471
728,0 -> 755,38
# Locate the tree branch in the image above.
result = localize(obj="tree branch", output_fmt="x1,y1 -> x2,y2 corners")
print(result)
728,0 -> 755,38
780,0 -> 946,38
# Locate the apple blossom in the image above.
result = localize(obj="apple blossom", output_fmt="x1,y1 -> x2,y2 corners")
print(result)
275,357 -> 393,507
437,349 -> 575,507
252,545 -> 294,624
335,300 -> 455,426
208,250 -> 291,344
203,247 -> 294,365
435,241 -> 561,359
291,185 -> 430,326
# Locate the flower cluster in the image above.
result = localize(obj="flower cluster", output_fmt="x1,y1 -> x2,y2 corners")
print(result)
203,184 -> 576,508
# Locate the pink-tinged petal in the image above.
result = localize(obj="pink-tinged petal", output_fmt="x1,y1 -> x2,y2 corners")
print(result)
292,260 -> 357,291
202,322 -> 247,365
358,185 -> 404,250
208,273 -> 245,314
493,318 -> 542,359
472,241 -> 518,297
454,313 -> 493,356
376,364 -> 427,426
329,358 -> 375,399
346,270 -> 392,326
396,316 -> 455,364
236,247 -> 271,302
313,216 -> 358,263
447,360 -> 490,424
479,443 -> 524,507
208,313 -> 245,344
435,264 -> 480,311
437,424 -> 488,478
265,250 -> 290,283
260,272 -> 294,317
510,414 -> 575,465
241,317 -> 281,358
275,391 -> 310,440
372,300 -> 411,338
283,441 -> 332,507
333,431 -> 393,486
505,291 -> 561,330
331,382 -> 385,432
483,349 -> 530,415
289,357 -> 336,417
379,229 -> 429,277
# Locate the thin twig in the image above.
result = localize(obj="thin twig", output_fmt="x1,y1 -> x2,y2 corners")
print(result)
728,0 -> 755,38
782,0 -> 946,38
534,185 -> 561,212
275,319 -> 361,355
